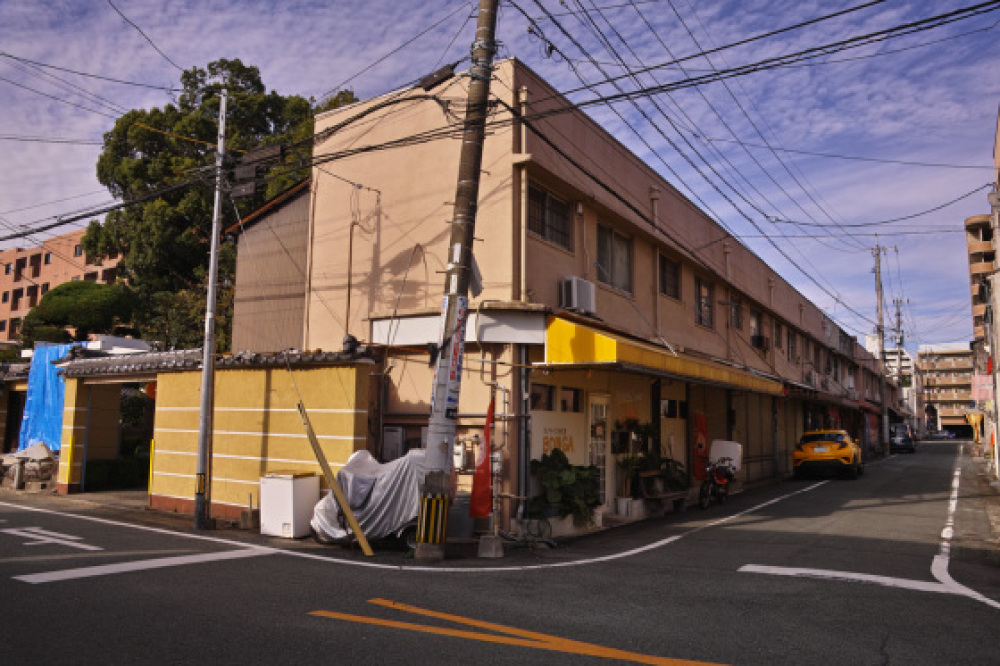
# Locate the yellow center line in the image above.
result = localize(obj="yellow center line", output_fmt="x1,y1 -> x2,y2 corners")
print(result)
310,599 -> 723,666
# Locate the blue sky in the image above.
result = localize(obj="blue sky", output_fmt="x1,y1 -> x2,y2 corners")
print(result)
1,0 -> 997,355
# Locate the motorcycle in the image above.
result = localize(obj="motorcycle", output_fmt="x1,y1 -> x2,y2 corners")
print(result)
698,456 -> 736,509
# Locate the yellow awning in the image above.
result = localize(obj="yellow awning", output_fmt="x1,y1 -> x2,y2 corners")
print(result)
543,316 -> 784,396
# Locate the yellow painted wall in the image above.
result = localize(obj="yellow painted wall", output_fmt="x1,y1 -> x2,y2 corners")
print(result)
58,378 -> 85,487
151,363 -> 370,511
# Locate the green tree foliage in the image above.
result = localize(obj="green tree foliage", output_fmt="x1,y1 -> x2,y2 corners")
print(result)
21,281 -> 135,348
83,58 -> 356,351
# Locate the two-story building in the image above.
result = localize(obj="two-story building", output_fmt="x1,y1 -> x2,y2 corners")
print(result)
228,58 -> 890,530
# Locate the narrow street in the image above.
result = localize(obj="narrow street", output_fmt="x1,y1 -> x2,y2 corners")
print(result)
1,440 -> 995,665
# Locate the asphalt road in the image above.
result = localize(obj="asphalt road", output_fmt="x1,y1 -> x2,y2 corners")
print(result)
0,440 -> 997,665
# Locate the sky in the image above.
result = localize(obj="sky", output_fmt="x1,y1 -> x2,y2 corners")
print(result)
1,0 -> 998,356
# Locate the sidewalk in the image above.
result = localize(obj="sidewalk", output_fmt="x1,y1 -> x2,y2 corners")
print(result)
3,445 -> 1000,565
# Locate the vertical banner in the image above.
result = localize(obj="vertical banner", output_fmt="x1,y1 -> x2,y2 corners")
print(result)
470,395 -> 494,518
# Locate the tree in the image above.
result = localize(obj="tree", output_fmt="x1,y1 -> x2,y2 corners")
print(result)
21,281 -> 135,348
83,58 -> 356,351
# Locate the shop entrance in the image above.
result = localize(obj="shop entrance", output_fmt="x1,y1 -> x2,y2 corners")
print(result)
588,394 -> 610,507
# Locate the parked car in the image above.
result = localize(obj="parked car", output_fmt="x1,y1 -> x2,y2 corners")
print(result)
793,429 -> 865,479
925,430 -> 956,440
890,423 -> 916,454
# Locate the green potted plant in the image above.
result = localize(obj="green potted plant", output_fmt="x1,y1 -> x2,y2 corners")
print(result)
528,449 -> 600,526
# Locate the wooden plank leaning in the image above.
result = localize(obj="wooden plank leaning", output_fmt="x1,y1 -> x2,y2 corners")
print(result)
295,400 -> 374,557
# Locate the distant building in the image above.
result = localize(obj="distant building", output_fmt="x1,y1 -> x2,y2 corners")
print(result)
865,335 -> 919,429
917,342 -> 974,432
0,229 -> 119,342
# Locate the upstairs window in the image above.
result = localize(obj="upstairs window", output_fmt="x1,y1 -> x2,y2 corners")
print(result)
729,296 -> 743,330
528,185 -> 572,250
596,224 -> 632,293
695,277 -> 714,328
73,244 -> 83,257
658,254 -> 680,299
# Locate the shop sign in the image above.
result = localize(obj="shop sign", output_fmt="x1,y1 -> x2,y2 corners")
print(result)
531,410 -> 586,465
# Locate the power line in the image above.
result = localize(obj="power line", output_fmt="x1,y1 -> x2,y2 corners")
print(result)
770,184 -> 992,228
700,136 -> 995,170
106,0 -> 184,71
0,51 -> 181,91
0,135 -> 101,145
0,74 -> 118,119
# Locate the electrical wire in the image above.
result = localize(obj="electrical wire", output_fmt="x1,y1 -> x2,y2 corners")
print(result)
106,0 -> 184,71
0,51 -> 182,91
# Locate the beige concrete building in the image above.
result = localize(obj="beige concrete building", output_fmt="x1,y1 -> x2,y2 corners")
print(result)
228,59 -> 891,532
918,342 -> 974,431
0,228 -> 119,341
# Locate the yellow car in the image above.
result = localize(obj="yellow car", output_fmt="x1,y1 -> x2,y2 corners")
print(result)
793,430 -> 864,479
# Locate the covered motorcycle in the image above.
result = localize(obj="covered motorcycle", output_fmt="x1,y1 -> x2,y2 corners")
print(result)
311,449 -> 426,543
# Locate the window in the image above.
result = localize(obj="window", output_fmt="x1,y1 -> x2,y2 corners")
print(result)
749,310 -> 760,337
40,283 -> 49,295
729,296 -> 742,330
3,264 -> 9,275
695,277 -> 714,328
9,318 -> 20,336
0,320 -> 6,333
73,244 -> 83,257
530,383 -> 555,411
84,272 -> 98,282
774,321 -> 783,349
788,330 -> 797,361
596,224 -> 632,292
43,252 -> 52,265
1,291 -> 7,304
527,184 -> 572,250
658,254 -> 680,299
560,387 -> 582,413
11,288 -> 22,311
71,276 -> 80,282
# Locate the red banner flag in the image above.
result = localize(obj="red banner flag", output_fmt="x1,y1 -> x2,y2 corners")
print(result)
469,396 -> 494,518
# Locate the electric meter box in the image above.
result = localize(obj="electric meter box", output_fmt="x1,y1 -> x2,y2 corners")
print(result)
259,471 -> 320,538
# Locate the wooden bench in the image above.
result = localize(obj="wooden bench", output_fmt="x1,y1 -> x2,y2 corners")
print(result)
637,470 -> 687,512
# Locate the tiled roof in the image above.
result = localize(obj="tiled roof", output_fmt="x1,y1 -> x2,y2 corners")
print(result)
57,347 -> 373,379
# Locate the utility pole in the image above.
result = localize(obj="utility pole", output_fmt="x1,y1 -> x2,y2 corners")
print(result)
195,89 -> 227,530
894,298 -> 903,378
988,188 -> 1000,478
894,298 -> 906,429
873,240 -> 889,455
414,0 -> 499,561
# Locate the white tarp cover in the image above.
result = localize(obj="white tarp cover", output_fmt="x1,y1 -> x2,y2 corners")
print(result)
311,449 -> 426,542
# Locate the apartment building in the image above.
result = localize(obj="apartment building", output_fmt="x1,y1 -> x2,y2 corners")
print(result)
0,228 -> 119,342
231,59 -> 890,530
864,334 -> 919,429
918,342 -> 974,431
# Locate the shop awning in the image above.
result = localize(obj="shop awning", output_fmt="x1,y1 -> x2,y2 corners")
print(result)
542,316 -> 784,396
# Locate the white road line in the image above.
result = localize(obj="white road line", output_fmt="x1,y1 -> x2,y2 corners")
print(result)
1,527 -> 103,551
738,564 -> 950,594
740,455 -> 1000,611
15,548 -> 272,584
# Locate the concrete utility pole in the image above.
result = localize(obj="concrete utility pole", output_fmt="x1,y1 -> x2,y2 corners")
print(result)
195,90 -> 227,530
988,188 -> 1000,477
415,0 -> 499,561
873,240 -> 890,454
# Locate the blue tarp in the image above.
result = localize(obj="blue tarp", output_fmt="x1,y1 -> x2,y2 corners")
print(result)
18,343 -> 77,452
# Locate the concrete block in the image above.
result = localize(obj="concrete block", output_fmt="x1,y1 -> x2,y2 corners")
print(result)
239,508 -> 260,530
25,480 -> 54,493
477,534 -> 504,558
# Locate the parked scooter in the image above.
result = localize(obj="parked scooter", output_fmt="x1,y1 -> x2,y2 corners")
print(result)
698,456 -> 736,509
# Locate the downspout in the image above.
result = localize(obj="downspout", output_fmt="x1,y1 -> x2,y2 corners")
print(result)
518,86 -> 529,301
650,187 -> 660,337
517,344 -> 531,500
303,177 -> 321,349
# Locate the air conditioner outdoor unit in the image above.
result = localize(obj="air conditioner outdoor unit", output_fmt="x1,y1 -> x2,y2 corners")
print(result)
559,276 -> 596,315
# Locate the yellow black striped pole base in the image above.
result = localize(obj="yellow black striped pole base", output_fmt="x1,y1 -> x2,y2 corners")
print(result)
416,493 -> 450,545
